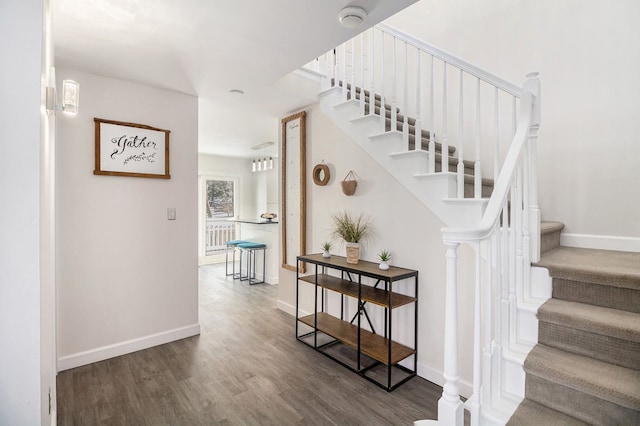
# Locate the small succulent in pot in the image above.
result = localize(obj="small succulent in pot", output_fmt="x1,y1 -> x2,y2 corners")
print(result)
378,250 -> 392,270
321,241 -> 332,258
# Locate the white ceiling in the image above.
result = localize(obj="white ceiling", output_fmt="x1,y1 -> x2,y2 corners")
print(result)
53,0 -> 417,158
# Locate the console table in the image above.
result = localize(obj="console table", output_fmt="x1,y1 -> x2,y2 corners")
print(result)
296,253 -> 418,391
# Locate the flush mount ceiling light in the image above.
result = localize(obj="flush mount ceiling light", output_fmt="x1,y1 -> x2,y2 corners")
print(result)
338,6 -> 367,29
229,89 -> 244,95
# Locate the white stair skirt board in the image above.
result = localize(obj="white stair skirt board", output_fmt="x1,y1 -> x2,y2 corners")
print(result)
57,323 -> 201,372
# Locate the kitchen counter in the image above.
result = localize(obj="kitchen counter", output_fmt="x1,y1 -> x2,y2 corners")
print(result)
227,218 -> 278,225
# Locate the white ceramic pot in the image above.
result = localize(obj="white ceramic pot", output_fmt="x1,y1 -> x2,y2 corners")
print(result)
379,261 -> 389,270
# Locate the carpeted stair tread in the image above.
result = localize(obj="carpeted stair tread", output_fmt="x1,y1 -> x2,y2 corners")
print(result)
540,221 -> 565,235
524,344 -> 640,412
538,299 -> 640,370
535,246 -> 640,289
507,399 -> 588,426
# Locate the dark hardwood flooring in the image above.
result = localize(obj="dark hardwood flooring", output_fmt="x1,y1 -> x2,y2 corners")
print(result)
57,263 -> 441,425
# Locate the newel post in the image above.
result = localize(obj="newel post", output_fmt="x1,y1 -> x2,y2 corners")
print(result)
438,239 -> 464,426
524,72 -> 541,263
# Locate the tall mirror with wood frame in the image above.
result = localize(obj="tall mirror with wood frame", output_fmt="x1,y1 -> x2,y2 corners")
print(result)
281,111 -> 306,273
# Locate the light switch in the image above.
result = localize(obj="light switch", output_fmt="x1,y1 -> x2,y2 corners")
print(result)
167,208 -> 176,220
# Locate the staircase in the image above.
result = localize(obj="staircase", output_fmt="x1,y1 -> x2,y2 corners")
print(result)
508,230 -> 640,425
305,23 -> 633,425
308,23 -> 543,425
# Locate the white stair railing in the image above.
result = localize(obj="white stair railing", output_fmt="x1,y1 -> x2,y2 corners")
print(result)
438,74 -> 541,425
313,23 -> 523,200
311,25 -> 541,425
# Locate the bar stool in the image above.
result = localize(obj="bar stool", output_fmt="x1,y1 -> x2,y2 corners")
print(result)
225,239 -> 247,277
237,242 -> 266,285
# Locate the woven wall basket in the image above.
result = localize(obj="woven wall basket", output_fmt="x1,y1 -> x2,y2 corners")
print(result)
341,170 -> 357,196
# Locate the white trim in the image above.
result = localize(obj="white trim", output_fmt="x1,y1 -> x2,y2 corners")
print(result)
560,233 -> 640,253
57,323 -> 200,372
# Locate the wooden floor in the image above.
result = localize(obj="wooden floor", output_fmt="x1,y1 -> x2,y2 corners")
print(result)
57,263 -> 442,425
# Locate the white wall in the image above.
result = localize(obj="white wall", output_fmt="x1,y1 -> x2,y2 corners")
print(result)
277,104 -> 478,394
56,68 -> 200,370
0,0 -> 53,423
385,0 -> 640,239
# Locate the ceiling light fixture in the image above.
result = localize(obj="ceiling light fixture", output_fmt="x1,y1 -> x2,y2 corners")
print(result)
229,89 -> 244,95
250,142 -> 276,172
338,6 -> 367,29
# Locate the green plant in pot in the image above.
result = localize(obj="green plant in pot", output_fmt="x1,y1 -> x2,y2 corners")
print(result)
321,241 -> 332,258
330,211 -> 374,264
378,249 -> 392,270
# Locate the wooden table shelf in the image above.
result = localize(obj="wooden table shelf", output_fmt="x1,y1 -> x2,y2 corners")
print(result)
296,254 -> 418,391
299,313 -> 415,365
298,274 -> 416,308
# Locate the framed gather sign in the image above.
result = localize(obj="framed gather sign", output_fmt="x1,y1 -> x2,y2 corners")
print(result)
94,118 -> 171,179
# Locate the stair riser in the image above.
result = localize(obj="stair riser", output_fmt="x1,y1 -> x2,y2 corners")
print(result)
552,278 -> 640,314
538,321 -> 640,370
540,230 -> 561,254
525,375 -> 640,425
465,182 -> 493,198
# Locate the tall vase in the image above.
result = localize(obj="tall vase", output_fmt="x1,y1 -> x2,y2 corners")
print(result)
346,242 -> 360,264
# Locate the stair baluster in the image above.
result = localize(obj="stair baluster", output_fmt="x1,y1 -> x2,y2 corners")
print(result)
403,41 -> 409,151
441,62 -> 449,173
457,70 -> 465,198
475,78 -> 482,199
429,54 -> 436,173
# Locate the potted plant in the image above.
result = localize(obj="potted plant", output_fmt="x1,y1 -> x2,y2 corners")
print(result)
377,249 -> 392,270
321,241 -> 332,258
330,211 -> 374,264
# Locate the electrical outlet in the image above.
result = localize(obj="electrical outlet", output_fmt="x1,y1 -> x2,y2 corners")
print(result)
167,208 -> 176,220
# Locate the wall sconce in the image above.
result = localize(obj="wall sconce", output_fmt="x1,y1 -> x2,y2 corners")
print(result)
46,79 -> 80,115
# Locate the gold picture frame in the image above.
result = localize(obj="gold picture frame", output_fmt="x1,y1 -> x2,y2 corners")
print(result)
281,111 -> 306,273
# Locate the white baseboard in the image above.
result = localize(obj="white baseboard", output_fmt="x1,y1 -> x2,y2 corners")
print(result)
560,233 -> 640,252
277,299 -> 296,316
417,361 -> 472,399
57,323 -> 201,372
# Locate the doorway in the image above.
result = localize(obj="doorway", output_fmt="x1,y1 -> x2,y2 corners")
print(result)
199,175 -> 239,265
